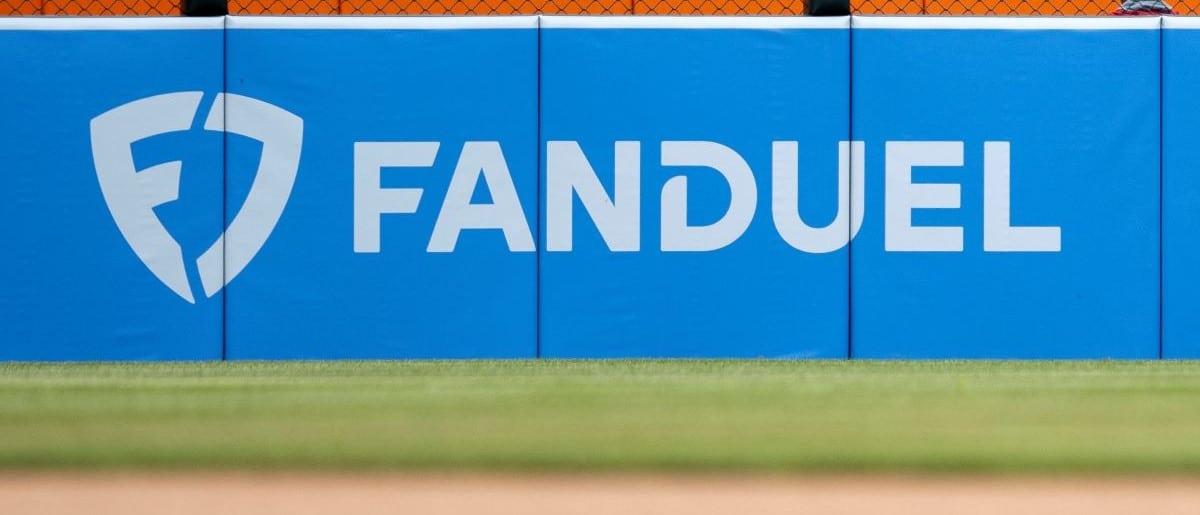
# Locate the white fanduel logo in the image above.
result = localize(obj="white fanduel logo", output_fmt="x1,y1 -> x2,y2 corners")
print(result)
91,92 -> 303,303
353,140 -> 1061,254
93,93 -> 1059,303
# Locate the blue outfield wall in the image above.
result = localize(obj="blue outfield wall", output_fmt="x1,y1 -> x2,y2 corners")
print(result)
222,17 -> 539,359
539,17 -> 850,358
0,18 -> 225,360
850,17 -> 1161,358
1164,17 -> 1200,359
0,15 -> 1191,360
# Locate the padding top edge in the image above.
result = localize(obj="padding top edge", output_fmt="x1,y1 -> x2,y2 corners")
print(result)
851,15 -> 1161,31
226,15 -> 538,30
541,15 -> 849,30
0,16 -> 223,31
1163,16 -> 1200,29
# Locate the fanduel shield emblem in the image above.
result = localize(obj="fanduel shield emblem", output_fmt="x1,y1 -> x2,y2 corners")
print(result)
91,92 -> 303,303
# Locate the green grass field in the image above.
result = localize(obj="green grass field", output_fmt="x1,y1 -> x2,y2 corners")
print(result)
1,360 -> 1199,473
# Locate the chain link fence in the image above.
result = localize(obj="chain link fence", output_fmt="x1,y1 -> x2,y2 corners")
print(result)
1,0 -> 1196,19
852,0 -> 1185,13
2,0 -> 176,14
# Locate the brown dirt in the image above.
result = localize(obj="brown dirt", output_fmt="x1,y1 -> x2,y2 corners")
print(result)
1,473 -> 1199,515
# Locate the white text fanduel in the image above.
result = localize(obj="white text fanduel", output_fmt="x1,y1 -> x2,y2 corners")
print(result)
353,140 -> 1062,254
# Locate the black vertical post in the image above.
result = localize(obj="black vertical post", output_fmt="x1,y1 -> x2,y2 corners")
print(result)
182,0 -> 227,16
807,0 -> 850,15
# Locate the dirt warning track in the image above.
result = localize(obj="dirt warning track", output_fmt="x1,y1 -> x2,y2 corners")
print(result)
2,473 -> 1199,515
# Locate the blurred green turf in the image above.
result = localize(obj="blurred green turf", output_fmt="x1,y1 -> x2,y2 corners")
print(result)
0,360 -> 1198,472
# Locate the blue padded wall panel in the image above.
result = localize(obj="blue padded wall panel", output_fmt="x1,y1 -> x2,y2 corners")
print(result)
1163,17 -> 1200,359
540,17 -> 851,358
850,17 -> 1160,358
223,17 -> 539,359
0,19 -> 225,360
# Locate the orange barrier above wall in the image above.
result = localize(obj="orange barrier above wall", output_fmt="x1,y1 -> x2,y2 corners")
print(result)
43,0 -> 176,14
0,0 -> 754,14
0,0 -> 1196,22
1,0 -> 38,13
